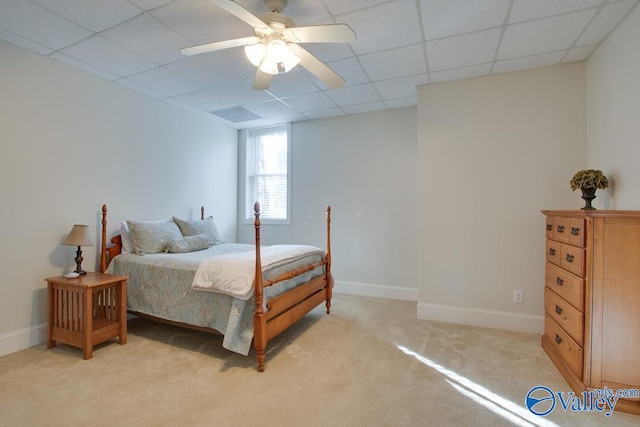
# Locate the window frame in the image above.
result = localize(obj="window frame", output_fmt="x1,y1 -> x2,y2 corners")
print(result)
239,123 -> 292,225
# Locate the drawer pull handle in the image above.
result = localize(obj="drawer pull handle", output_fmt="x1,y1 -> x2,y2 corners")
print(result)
556,277 -> 564,286
549,248 -> 556,255
571,227 -> 580,236
555,334 -> 563,345
555,305 -> 563,315
546,224 -> 552,231
566,254 -> 575,263
557,225 -> 565,233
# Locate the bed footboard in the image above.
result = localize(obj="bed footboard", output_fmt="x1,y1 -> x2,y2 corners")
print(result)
252,202 -> 332,372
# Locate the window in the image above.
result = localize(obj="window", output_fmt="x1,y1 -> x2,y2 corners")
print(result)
240,124 -> 291,223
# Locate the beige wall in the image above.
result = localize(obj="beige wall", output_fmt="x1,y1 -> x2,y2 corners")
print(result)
586,4 -> 640,209
0,41 -> 238,355
417,63 -> 587,332
237,108 -> 420,301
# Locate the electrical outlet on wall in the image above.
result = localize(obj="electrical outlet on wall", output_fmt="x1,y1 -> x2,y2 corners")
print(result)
513,290 -> 524,304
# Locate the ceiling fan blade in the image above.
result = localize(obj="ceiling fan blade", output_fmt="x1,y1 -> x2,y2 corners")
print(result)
283,24 -> 356,44
181,36 -> 260,56
211,0 -> 271,31
253,68 -> 273,90
295,46 -> 345,89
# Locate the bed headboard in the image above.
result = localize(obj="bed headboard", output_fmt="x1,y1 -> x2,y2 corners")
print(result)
100,204 -> 122,273
99,204 -> 207,273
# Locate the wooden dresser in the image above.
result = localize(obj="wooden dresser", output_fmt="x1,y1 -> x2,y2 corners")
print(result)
542,210 -> 640,414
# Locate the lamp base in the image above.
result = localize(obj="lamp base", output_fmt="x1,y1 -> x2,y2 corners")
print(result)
74,246 -> 87,275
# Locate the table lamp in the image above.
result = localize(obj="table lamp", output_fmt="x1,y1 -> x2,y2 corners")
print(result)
61,224 -> 93,275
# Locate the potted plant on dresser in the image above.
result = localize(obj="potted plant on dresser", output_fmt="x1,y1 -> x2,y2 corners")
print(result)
569,169 -> 608,210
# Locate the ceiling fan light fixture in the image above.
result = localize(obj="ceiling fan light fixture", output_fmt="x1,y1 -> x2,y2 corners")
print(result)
247,38 -> 300,75
244,43 -> 266,67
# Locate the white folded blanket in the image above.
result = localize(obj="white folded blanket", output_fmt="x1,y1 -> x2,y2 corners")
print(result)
191,244 -> 324,300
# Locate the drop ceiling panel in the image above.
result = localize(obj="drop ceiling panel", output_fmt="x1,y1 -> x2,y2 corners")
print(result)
151,0 -> 246,45
498,9 -> 597,60
128,0 -> 174,11
576,0 -> 637,46
427,28 -> 501,71
0,28 -> 52,54
244,100 -> 299,118
30,0 -> 143,32
173,80 -> 274,112
563,45 -> 597,62
59,35 -> 158,76
302,43 -> 353,63
420,0 -> 511,40
0,0 -> 92,50
325,57 -> 370,87
281,91 -> 337,112
342,101 -> 386,115
342,0 -> 423,54
303,108 -> 345,120
493,51 -> 566,74
166,53 -> 245,87
234,0 -> 331,26
359,44 -> 427,81
322,0 -> 389,16
49,52 -> 120,81
263,69 -> 318,98
126,67 -> 203,96
509,0 -> 604,23
325,83 -> 381,107
430,63 -> 492,83
384,96 -> 417,109
102,14 -> 192,65
374,74 -> 430,100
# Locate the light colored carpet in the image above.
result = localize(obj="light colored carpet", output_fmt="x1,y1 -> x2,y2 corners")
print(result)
0,294 -> 637,426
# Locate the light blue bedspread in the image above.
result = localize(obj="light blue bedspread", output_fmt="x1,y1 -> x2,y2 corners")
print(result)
105,243 -> 325,355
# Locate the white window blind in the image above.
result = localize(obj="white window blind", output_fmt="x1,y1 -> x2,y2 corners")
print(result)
245,125 -> 290,221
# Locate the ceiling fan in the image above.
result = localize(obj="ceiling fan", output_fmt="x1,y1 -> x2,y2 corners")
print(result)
181,0 -> 356,90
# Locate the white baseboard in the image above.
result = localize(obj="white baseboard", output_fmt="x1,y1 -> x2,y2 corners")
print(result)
0,323 -> 47,357
417,302 -> 544,334
334,280 -> 419,302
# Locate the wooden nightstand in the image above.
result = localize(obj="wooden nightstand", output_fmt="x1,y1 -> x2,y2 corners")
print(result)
46,272 -> 127,359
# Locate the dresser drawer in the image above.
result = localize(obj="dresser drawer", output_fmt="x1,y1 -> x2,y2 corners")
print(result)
551,218 -> 586,247
546,240 -> 561,265
567,218 -> 585,247
552,217 -> 571,243
545,314 -> 583,379
545,262 -> 584,310
545,217 -> 554,240
560,243 -> 585,277
544,287 -> 584,345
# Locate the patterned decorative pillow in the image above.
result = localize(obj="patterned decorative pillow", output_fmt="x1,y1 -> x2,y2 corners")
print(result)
126,219 -> 182,254
167,234 -> 211,253
173,216 -> 223,245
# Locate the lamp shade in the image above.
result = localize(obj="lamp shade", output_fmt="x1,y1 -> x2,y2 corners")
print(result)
61,225 -> 93,247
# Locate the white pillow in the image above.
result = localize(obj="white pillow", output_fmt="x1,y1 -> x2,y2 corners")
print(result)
120,221 -> 133,254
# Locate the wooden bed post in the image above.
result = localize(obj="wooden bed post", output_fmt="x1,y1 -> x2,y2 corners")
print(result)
100,204 -> 108,273
325,205 -> 332,314
253,202 -> 267,372
200,206 -> 205,220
